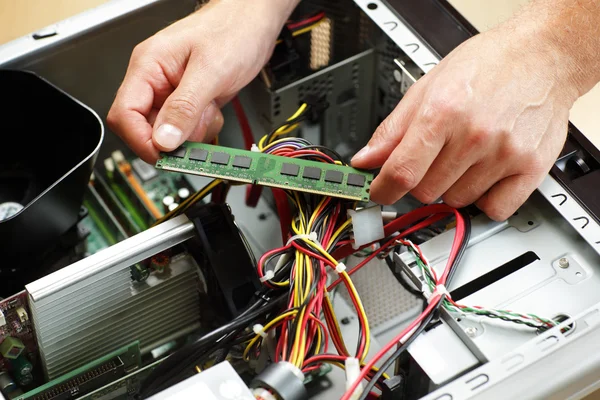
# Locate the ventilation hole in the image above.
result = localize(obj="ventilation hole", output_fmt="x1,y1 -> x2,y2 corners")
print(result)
528,221 -> 534,226
274,110 -> 280,117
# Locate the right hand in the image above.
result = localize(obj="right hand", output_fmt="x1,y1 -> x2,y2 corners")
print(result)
108,0 -> 292,163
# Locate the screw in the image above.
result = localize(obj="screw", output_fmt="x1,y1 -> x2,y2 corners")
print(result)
393,70 -> 403,82
558,258 -> 570,269
465,327 -> 478,338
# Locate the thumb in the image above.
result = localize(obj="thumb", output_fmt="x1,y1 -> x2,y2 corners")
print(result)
152,62 -> 221,151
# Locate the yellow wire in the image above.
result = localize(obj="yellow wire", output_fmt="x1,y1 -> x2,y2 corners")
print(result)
152,178 -> 221,226
327,218 -> 352,250
195,366 -> 201,374
275,19 -> 326,45
324,293 -> 350,356
258,103 -> 308,150
243,311 -> 298,361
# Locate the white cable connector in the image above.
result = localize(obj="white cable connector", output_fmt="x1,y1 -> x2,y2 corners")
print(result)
345,357 -> 364,400
347,206 -> 385,249
426,284 -> 450,303
335,262 -> 347,274
286,231 -> 321,247
253,324 -> 267,338
251,144 -> 260,152
259,270 -> 275,283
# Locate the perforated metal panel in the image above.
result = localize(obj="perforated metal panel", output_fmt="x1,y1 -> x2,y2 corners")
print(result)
339,257 -> 422,329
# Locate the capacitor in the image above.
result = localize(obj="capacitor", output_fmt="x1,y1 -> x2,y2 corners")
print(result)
12,354 -> 33,386
177,188 -> 190,202
168,203 -> 179,212
0,372 -> 16,394
162,196 -> 175,208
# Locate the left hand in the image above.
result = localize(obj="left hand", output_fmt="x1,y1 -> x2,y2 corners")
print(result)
351,24 -> 581,221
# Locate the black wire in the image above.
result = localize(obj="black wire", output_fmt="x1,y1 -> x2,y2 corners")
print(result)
357,209 -> 472,400
302,145 -> 346,164
385,255 -> 422,297
140,293 -> 287,397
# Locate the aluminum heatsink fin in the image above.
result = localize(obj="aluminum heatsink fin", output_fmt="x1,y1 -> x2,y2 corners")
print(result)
28,251 -> 202,380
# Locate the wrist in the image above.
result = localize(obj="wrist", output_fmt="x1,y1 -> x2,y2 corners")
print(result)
500,0 -> 600,101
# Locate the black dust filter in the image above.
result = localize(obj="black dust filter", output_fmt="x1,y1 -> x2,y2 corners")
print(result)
0,70 -> 103,273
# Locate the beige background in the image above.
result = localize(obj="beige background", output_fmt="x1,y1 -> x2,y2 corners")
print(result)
0,0 -> 597,146
0,0 -> 599,398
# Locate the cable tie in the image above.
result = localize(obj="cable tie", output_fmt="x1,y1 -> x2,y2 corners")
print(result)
253,324 -> 267,338
251,144 -> 260,152
427,284 -> 450,303
286,231 -> 321,247
259,270 -> 275,283
335,262 -> 346,274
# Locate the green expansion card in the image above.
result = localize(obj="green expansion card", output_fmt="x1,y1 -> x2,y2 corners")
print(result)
156,142 -> 373,201
16,342 -> 140,400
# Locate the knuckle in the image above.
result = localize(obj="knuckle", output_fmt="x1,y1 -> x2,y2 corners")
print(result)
483,203 -> 513,222
497,139 -> 521,162
167,93 -> 200,122
426,94 -> 463,120
372,117 -> 398,144
465,123 -> 493,149
526,154 -> 548,175
106,108 -> 118,130
131,41 -> 149,60
389,162 -> 419,190
442,193 -> 472,209
411,187 -> 439,204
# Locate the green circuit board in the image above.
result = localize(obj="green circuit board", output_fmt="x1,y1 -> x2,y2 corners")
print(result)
156,142 -> 373,201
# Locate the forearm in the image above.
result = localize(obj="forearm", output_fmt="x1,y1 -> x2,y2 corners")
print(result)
199,0 -> 301,38
502,0 -> 600,98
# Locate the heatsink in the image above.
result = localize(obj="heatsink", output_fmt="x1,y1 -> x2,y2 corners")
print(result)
26,216 -> 202,380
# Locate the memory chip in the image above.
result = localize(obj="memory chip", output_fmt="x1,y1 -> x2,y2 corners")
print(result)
281,163 -> 300,177
347,173 -> 366,187
189,148 -> 208,162
170,147 -> 186,158
324,170 -> 343,184
211,152 -> 230,165
303,166 -> 321,180
232,155 -> 252,169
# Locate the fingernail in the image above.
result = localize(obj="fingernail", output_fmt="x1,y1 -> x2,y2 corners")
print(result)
154,124 -> 183,150
352,145 -> 371,162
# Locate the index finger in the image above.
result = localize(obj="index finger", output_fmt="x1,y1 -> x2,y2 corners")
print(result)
107,68 -> 161,163
369,122 -> 445,205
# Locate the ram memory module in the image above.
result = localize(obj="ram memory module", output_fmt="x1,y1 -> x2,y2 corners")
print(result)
155,142 -> 373,201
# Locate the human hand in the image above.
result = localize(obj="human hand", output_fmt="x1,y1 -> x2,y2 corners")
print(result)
351,23 -> 582,221
108,0 -> 298,163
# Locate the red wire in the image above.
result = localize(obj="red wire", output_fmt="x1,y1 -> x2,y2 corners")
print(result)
288,150 -> 336,164
287,11 -> 325,30
331,205 -> 453,260
273,188 -> 292,245
341,295 -> 442,400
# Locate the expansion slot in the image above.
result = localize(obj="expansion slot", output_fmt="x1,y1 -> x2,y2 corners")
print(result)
112,151 -> 163,219
17,342 -> 140,400
91,173 -> 140,235
156,142 -> 373,201
83,184 -> 128,247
